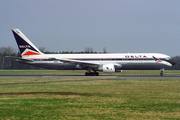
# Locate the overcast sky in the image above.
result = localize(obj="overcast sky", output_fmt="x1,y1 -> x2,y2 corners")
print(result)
0,0 -> 179,56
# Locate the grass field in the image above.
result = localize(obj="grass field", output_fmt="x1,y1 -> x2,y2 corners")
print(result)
0,70 -> 180,119
0,70 -> 180,76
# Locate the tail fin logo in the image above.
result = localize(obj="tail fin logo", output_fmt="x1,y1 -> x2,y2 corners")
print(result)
19,45 -> 31,49
19,44 -> 41,56
22,50 -> 40,56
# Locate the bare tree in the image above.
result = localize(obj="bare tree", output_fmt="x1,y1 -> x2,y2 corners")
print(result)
90,47 -> 93,53
85,47 -> 90,53
85,47 -> 93,53
103,47 -> 107,53
39,47 -> 46,53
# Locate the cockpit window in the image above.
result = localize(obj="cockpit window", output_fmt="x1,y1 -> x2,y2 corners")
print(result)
166,57 -> 171,60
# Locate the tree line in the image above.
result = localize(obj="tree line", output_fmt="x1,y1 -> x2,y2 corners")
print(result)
0,46 -> 179,70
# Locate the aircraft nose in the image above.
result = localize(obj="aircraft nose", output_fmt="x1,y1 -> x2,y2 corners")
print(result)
167,59 -> 176,66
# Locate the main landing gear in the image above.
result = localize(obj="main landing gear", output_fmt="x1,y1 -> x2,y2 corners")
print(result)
160,68 -> 164,76
85,71 -> 99,76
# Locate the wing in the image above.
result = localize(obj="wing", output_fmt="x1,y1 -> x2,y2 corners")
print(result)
55,58 -> 101,68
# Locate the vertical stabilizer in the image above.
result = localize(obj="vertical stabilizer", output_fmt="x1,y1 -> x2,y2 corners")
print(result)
12,29 -> 43,57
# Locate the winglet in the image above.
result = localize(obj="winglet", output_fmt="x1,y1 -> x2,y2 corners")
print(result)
12,29 -> 43,57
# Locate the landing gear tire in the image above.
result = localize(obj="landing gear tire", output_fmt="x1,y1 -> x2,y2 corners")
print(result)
95,72 -> 99,76
90,72 -> 95,76
160,72 -> 163,76
85,72 -> 89,76
85,72 -> 99,76
160,68 -> 164,76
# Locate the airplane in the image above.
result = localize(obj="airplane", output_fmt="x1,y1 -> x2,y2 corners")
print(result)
8,29 -> 175,76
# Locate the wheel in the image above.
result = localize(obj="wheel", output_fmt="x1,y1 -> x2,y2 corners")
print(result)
160,72 -> 163,76
90,72 -> 95,76
95,72 -> 99,76
160,68 -> 164,76
85,72 -> 89,76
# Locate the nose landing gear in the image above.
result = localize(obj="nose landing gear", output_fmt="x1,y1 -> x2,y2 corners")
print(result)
160,68 -> 164,76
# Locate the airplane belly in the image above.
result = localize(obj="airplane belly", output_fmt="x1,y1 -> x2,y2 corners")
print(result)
121,62 -> 170,70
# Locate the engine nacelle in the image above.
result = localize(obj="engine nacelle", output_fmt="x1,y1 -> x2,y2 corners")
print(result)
102,64 -> 115,73
98,64 -> 122,73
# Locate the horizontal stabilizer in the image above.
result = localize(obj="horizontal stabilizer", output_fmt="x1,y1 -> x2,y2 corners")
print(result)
6,56 -> 34,62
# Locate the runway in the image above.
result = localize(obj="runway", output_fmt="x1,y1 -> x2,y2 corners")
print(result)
1,75 -> 180,79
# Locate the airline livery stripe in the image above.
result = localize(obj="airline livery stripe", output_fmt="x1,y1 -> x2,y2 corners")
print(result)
29,58 -> 166,61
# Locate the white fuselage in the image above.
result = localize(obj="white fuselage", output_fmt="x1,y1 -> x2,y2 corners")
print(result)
20,53 -> 172,71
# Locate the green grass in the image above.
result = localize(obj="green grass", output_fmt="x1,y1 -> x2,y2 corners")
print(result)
0,79 -> 180,119
0,70 -> 85,75
0,70 -> 180,76
0,78 -> 87,84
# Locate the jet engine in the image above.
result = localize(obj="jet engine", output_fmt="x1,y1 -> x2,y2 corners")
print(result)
102,64 -> 115,73
98,64 -> 122,73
